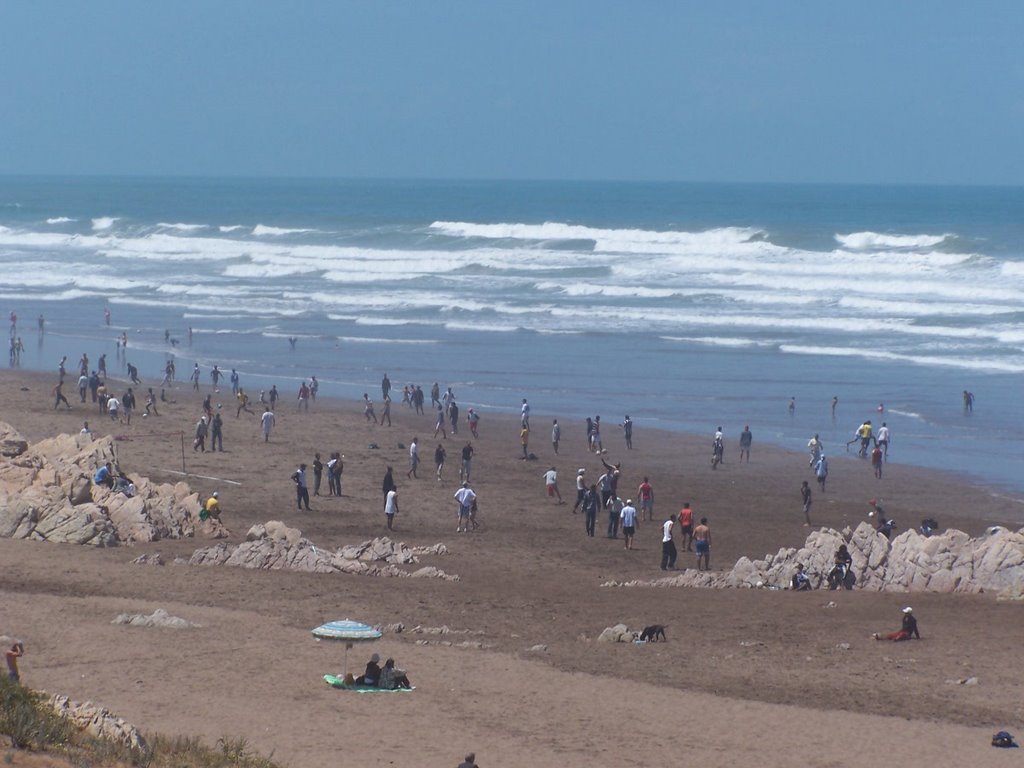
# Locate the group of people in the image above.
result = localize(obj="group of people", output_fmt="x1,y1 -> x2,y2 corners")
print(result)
353,652 -> 413,690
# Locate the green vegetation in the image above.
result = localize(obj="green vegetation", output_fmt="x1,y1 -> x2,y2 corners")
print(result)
0,678 -> 284,768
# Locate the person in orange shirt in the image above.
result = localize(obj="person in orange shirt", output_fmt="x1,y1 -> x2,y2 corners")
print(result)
679,502 -> 694,551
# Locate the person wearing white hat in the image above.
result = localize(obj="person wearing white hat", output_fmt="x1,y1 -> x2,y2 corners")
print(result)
572,468 -> 586,513
872,606 -> 920,641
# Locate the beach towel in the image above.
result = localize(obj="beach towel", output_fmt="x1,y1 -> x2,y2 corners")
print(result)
323,674 -> 415,693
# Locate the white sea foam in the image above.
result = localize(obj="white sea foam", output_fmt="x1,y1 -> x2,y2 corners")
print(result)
252,224 -> 317,236
219,225 -> 245,233
887,409 -> 924,421
46,217 -> 76,224
157,222 -> 206,231
431,220 -> 763,247
835,231 -> 950,250
92,217 -> 118,231
659,335 -> 766,348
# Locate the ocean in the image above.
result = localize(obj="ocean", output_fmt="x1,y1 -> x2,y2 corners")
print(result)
1,177 -> 1022,493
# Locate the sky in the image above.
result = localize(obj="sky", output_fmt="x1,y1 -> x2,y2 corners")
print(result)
1,2 -> 1022,184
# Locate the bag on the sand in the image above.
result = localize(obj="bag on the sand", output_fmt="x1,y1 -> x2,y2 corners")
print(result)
992,731 -> 1017,748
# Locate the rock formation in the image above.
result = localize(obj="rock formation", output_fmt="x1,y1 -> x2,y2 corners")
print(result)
49,694 -> 149,753
0,423 -> 227,546
188,522 -> 459,580
604,521 -> 1024,594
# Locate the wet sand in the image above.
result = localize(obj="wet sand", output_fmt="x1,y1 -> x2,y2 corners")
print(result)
2,368 -> 1022,767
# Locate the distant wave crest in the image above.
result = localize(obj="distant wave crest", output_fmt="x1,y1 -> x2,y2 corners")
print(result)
46,217 -> 76,224
91,217 -> 118,231
835,231 -> 950,250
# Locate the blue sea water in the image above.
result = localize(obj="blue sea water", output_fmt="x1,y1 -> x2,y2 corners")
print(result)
0,177 -> 1022,493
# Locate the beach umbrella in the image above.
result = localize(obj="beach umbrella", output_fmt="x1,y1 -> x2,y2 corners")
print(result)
312,619 -> 382,678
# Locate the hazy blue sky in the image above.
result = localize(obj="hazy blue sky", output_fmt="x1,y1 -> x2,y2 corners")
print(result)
2,2 -> 1021,184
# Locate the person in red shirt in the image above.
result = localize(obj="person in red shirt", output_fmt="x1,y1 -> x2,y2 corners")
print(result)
637,477 -> 654,521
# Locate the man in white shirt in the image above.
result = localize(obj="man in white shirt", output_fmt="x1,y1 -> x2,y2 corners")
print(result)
619,499 -> 638,549
572,469 -> 586,513
384,488 -> 399,530
876,422 -> 891,460
521,398 -> 530,428
292,463 -> 310,511
454,483 -> 476,533
660,513 -> 678,571
260,407 -> 275,442
407,437 -> 419,479
543,467 -> 562,504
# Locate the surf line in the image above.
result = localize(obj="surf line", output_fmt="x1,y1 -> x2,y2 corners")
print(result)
159,469 -> 242,486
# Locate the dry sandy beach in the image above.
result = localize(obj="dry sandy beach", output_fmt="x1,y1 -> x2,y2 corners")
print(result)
2,367 -> 1023,767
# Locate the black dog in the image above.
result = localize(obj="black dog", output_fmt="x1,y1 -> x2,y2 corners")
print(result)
639,624 -> 667,642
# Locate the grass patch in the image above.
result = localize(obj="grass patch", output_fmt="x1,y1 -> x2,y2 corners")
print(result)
0,678 -> 283,767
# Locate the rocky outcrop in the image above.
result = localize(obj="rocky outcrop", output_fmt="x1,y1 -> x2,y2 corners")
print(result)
597,623 -> 634,643
189,522 -> 459,580
49,694 -> 149,754
0,424 -> 227,546
605,522 -> 1024,594
113,608 -> 200,629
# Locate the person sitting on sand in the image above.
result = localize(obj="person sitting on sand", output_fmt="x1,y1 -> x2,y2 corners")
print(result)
378,658 -> 412,689
355,653 -> 381,686
457,752 -> 479,768
791,563 -> 812,591
873,606 -> 920,641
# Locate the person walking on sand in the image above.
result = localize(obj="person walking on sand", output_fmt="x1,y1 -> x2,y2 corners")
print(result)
384,487 -> 399,530
620,499 -> 638,549
193,416 -> 208,451
739,425 -> 752,462
433,405 -> 447,439
572,468 -> 586,513
431,382 -> 440,409
876,422 -> 890,460
694,517 -> 712,571
459,442 -> 474,484
871,443 -> 884,479
808,433 -> 822,467
605,494 -> 623,538
660,513 -> 678,570
466,408 -> 480,438
435,442 -> 447,483
800,480 -> 812,526
380,395 -> 392,427
297,381 -> 310,411
544,466 -> 563,504
53,381 -> 72,410
814,453 -> 828,492
292,463 -> 311,511
638,477 -> 654,522
407,437 -> 420,479
551,419 -> 560,454
190,363 -> 201,391
6,640 -> 24,683
210,412 -> 224,452
363,393 -> 378,424
520,425 -> 530,460
260,406 -> 275,442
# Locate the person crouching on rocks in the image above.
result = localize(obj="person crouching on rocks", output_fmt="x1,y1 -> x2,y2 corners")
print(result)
873,606 -> 920,641
791,563 -> 812,591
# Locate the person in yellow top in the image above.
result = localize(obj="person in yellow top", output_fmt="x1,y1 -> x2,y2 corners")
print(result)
520,426 -> 529,460
201,491 -> 221,521
236,389 -> 253,417
856,420 -> 874,457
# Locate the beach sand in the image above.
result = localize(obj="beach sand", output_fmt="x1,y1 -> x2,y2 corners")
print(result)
2,368 -> 1023,767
